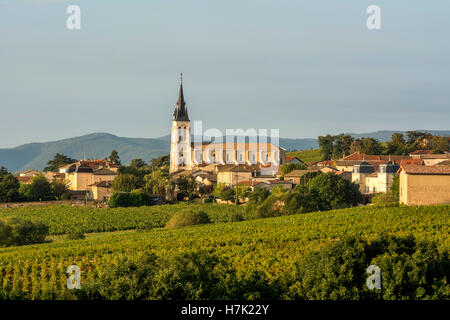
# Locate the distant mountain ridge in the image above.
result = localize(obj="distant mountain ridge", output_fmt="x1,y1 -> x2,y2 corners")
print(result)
0,130 -> 448,172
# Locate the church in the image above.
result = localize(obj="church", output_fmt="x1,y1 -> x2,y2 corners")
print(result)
169,77 -> 286,175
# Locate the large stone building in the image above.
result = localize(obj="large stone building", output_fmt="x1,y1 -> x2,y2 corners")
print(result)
351,161 -> 400,194
169,79 -> 286,175
398,166 -> 450,205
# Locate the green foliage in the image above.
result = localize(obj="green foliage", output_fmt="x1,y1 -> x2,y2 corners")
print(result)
144,168 -> 174,197
112,174 -> 140,193
66,231 -> 85,240
249,172 -> 361,217
44,153 -> 77,172
50,180 -> 67,200
213,183 -> 235,202
0,203 -> 247,235
286,234 -> 449,300
109,149 -> 121,165
108,191 -> 153,208
130,158 -> 147,168
350,137 -> 383,155
318,134 -> 354,160
286,149 -> 322,164
228,212 -> 244,222
0,218 -> 49,247
0,205 -> 448,299
308,172 -> 362,210
390,174 -> 400,198
176,175 -> 198,200
149,155 -> 170,170
165,210 -> 211,228
77,250 -> 274,300
280,163 -> 307,176
282,185 -> 320,214
371,193 -> 398,206
20,174 -> 53,201
0,170 -> 20,202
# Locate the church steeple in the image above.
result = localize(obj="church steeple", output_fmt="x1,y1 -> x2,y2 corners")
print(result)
173,73 -> 189,121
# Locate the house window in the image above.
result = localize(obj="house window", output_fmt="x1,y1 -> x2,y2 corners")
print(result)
240,154 -> 243,161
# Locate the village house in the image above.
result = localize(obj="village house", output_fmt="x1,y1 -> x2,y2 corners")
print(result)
398,165 -> 450,205
284,169 -> 318,184
88,181 -> 113,202
65,164 -> 118,192
285,156 -> 305,166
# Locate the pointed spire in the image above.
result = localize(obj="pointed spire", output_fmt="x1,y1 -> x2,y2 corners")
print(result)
173,73 -> 189,121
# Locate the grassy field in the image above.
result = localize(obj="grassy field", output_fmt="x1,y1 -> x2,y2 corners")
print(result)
287,148 -> 322,164
0,203 -> 247,235
0,204 -> 448,299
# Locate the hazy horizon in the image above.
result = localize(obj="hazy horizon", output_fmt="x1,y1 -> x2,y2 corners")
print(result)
1,0 -> 449,148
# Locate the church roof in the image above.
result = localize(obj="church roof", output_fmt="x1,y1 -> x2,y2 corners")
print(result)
173,81 -> 189,121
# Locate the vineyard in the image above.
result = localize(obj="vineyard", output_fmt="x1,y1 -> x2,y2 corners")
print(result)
0,204 -> 448,299
0,203 -> 247,235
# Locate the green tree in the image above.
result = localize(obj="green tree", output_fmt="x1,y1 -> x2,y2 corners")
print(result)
386,133 -> 407,155
430,135 -> 449,153
176,175 -> 198,200
112,174 -> 140,192
109,149 -> 121,165
51,180 -> 67,200
149,155 -> 170,170
308,172 -> 362,210
144,168 -> 174,198
24,174 -> 52,201
213,183 -> 235,202
390,174 -> 399,198
333,134 -> 353,158
44,153 -> 77,172
318,134 -> 334,160
0,170 -> 20,202
130,158 -> 147,168
351,137 -> 383,155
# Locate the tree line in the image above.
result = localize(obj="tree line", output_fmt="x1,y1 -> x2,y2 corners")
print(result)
318,131 -> 449,160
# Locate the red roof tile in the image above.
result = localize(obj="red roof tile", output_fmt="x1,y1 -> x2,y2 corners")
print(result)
399,166 -> 450,175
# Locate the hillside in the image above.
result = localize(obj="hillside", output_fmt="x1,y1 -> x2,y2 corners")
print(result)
0,204 -> 447,299
287,148 -> 322,164
1,130 -> 448,172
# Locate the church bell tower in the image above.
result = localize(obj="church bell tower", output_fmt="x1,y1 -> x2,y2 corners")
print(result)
170,74 -> 192,173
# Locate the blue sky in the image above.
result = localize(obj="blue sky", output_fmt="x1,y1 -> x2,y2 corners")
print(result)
0,0 -> 449,148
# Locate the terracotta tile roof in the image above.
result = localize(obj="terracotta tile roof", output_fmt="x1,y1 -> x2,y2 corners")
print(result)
417,154 -> 450,159
284,169 -> 317,177
409,149 -> 434,155
268,179 -> 293,184
400,159 -> 424,166
317,160 -> 335,166
341,152 -> 410,162
237,180 -> 259,187
88,181 -> 112,188
217,164 -> 259,172
399,166 -> 450,175
93,168 -> 118,176
436,160 -> 450,166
